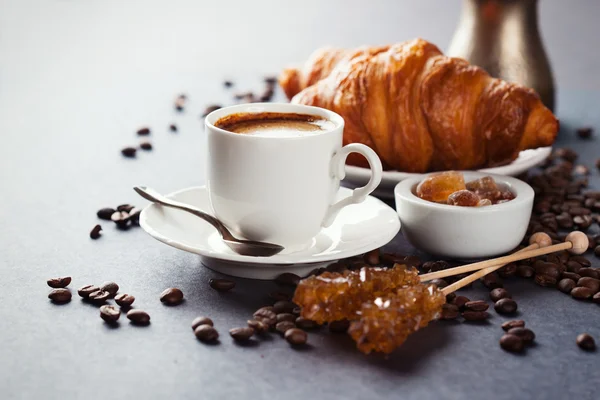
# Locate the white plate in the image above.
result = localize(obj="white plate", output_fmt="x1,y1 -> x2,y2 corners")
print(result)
343,147 -> 552,199
139,186 -> 400,279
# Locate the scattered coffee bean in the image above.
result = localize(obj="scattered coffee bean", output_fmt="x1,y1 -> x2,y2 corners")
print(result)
264,76 -> 277,85
490,288 -> 511,302
500,334 -> 524,353
229,327 -> 254,341
127,309 -> 150,325
328,320 -> 350,333
140,141 -> 152,150
191,317 -> 214,331
462,311 -> 490,321
114,293 -> 135,307
445,292 -> 457,303
577,277 -> 600,293
269,291 -> 291,302
275,273 -> 300,287
295,317 -> 318,330
562,272 -> 581,281
558,278 -> 576,294
223,80 -> 233,88
48,288 -> 72,303
259,88 -> 275,102
464,300 -> 489,312
121,147 -> 137,158
452,296 -> 470,310
430,278 -> 448,289
247,319 -> 268,334
277,313 -> 296,323
576,127 -> 593,139
517,264 -> 535,278
99,305 -> 120,323
440,303 -> 460,320
508,327 -> 535,344
209,278 -> 235,292
498,262 -> 517,278
570,255 -> 591,267
97,207 -> 115,220
136,127 -> 150,136
534,261 -> 560,279
364,249 -> 380,265
502,320 -> 525,331
566,260 -> 583,273
571,286 -> 594,300
117,204 -> 134,213
284,328 -> 307,346
47,276 -> 72,289
194,324 -> 219,342
253,307 -> 277,326
160,288 -> 184,305
273,300 -> 296,314
578,268 -> 599,279
276,321 -> 296,335
481,272 -> 503,289
174,94 -> 187,112
554,147 -> 578,162
89,224 -> 102,239
77,284 -> 99,299
100,281 -> 119,296
592,292 -> 600,303
576,333 -> 596,351
169,123 -> 177,132
202,104 -> 222,118
534,274 -> 557,287
88,290 -> 111,304
494,298 -> 518,314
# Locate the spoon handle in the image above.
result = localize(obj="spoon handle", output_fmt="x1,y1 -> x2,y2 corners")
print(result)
133,186 -> 232,240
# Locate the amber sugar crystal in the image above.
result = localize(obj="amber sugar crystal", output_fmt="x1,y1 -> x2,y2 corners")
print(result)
348,284 -> 445,354
293,265 -> 421,324
416,171 -> 466,203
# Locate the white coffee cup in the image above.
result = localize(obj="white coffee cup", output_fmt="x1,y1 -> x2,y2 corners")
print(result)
205,103 -> 383,249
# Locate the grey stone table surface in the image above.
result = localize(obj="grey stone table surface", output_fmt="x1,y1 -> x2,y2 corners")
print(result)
1,1 -> 599,399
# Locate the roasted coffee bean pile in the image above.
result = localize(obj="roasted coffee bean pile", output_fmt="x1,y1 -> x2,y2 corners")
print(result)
91,204 -> 142,238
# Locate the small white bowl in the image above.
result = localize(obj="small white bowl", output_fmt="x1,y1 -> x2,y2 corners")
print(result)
394,171 -> 534,259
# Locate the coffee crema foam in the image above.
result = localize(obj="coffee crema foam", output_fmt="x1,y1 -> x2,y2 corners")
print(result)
215,112 -> 335,138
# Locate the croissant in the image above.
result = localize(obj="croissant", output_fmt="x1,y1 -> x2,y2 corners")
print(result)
279,39 -> 558,172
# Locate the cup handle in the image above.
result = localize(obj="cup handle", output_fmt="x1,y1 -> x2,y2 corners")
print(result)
322,143 -> 383,227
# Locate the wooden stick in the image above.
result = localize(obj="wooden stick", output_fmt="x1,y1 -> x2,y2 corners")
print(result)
421,231 -> 587,283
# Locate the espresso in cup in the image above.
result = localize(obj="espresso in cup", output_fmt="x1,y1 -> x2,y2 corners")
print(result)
215,112 -> 335,138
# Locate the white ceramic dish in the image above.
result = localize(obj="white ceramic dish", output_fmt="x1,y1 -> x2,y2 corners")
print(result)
394,171 -> 534,259
139,186 -> 400,279
345,147 -> 551,199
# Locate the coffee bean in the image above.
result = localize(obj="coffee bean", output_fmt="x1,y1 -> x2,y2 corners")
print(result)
292,307 -> 301,316
494,298 -> 518,314
88,290 -> 111,304
440,303 -> 460,320
160,288 -> 184,305
139,141 -> 152,151
481,272 -> 503,289
229,327 -> 254,341
209,278 -> 236,292
247,319 -> 268,334
592,292 -> 600,303
498,263 -> 517,278
508,327 -> 535,344
502,320 -> 525,331
136,127 -> 150,136
517,265 -> 535,278
328,320 -> 350,333
89,224 -> 102,239
364,249 -> 380,265
577,277 -> 600,293
259,88 -> 275,102
253,307 -> 277,326
127,309 -> 150,325
96,207 -> 115,220
264,76 -> 277,85
490,288 -> 511,302
126,208 -> 141,225
117,204 -> 135,213
169,123 -> 177,132
77,284 -> 99,299
284,328 -> 307,346
192,316 -> 214,330
295,317 -> 319,330
121,147 -> 136,158
273,300 -> 296,314
100,281 -> 119,296
430,278 -> 448,289
114,293 -> 135,307
571,286 -> 594,300
555,147 -> 578,162
445,293 -> 456,304
566,260 -> 583,273
276,313 -> 296,323
48,288 -> 72,303
577,127 -> 593,139
574,165 -> 590,176
556,213 -> 574,229
558,278 -> 576,293
452,296 -> 470,310
562,272 -> 581,281
570,255 -> 591,267
275,273 -> 300,287
201,104 -> 222,118
47,276 -> 72,288
194,325 -> 219,342
99,305 -> 120,323
534,274 -> 557,287
500,334 -> 525,353
534,261 -> 560,279
223,80 -> 233,88
576,333 -> 596,351
276,321 -> 296,335
462,311 -> 489,321
574,215 -> 593,230
578,268 -> 599,279
464,300 -> 489,312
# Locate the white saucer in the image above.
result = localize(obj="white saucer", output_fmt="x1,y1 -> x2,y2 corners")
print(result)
344,147 -> 552,199
139,186 -> 400,280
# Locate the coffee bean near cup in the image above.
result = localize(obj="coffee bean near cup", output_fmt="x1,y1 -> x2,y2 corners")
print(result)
205,103 -> 383,250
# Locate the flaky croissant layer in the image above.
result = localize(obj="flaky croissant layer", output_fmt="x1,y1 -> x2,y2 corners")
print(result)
280,39 -> 558,172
